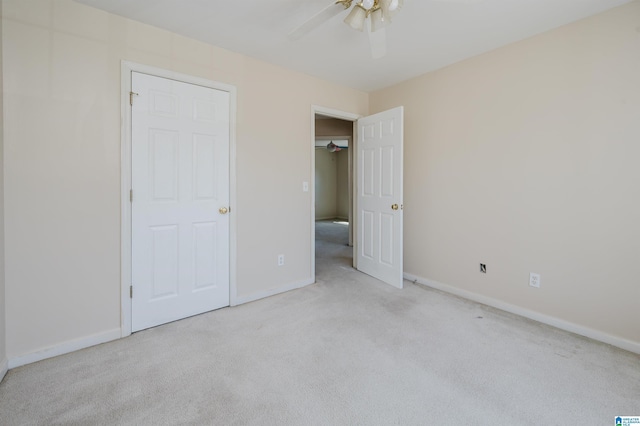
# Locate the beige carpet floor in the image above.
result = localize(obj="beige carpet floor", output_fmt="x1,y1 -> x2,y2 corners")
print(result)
0,220 -> 638,425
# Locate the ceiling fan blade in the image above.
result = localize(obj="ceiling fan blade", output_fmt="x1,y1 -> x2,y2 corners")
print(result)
288,1 -> 348,41
368,25 -> 387,59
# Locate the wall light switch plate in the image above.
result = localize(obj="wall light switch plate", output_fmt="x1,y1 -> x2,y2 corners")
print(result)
302,181 -> 309,192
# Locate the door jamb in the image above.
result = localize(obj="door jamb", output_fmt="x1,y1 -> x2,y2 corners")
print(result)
120,61 -> 238,337
310,106 -> 360,280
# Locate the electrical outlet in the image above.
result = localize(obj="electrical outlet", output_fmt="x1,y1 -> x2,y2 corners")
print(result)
480,263 -> 487,273
278,254 -> 285,266
529,272 -> 541,288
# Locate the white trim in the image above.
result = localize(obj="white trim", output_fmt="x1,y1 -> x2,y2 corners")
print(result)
311,105 -> 361,278
228,86 -> 239,307
232,278 -> 315,306
0,357 -> 8,383
120,63 -> 133,337
8,328 -> 121,369
121,61 -> 238,335
404,272 -> 640,355
313,106 -> 360,122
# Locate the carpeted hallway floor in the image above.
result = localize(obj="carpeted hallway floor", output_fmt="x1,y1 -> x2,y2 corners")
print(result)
0,220 -> 638,425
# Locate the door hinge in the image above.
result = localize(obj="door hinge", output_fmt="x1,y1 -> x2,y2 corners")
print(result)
130,285 -> 133,299
129,91 -> 139,106
130,189 -> 133,203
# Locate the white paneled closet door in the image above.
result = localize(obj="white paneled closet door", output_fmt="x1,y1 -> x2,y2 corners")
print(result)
131,72 -> 230,332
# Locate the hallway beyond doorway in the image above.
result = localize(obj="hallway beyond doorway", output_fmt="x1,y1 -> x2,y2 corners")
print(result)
315,220 -> 352,276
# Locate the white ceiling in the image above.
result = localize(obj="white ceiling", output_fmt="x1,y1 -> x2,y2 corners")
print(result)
75,0 -> 633,92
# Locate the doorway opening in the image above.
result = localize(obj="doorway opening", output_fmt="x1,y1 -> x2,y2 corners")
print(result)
313,111 -> 357,278
311,106 -> 404,288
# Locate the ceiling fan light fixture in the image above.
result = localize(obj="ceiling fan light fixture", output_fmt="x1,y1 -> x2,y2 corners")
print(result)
327,141 -> 341,152
290,0 -> 401,58
379,0 -> 392,19
362,0 -> 375,10
370,7 -> 388,32
388,0 -> 403,13
344,3 -> 367,31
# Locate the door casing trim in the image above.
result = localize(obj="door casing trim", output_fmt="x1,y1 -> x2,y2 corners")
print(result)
120,61 -> 238,337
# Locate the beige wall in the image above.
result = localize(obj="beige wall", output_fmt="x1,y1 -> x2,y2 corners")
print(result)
315,149 -> 338,219
335,150 -> 349,220
3,0 -> 637,364
371,2 -> 640,346
315,149 -> 348,220
2,0 -> 368,360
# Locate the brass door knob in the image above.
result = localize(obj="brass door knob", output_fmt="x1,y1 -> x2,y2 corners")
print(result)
219,207 -> 229,214
391,204 -> 399,211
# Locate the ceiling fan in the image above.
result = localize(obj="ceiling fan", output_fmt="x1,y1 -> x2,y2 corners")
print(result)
288,0 -> 483,59
288,0 -> 404,59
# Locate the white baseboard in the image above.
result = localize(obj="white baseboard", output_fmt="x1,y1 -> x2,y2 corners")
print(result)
8,328 -> 122,369
0,357 -> 8,383
232,278 -> 315,306
404,272 -> 640,355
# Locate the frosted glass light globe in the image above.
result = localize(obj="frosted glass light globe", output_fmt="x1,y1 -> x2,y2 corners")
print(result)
362,0 -> 375,10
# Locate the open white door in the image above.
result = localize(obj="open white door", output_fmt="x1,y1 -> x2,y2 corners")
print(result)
356,107 -> 404,289
131,72 -> 230,332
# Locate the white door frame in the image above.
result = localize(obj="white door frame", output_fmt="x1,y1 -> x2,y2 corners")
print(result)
121,61 -> 238,337
310,106 -> 360,279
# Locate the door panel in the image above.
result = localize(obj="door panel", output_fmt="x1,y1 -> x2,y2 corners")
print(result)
356,107 -> 404,289
132,72 -> 230,332
149,129 -> 179,201
362,210 -> 375,259
380,213 -> 394,266
193,221 -> 217,291
193,135 -> 217,200
150,225 -> 179,299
